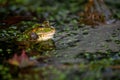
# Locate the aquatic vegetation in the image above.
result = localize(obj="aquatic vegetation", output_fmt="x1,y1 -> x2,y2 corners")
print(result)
0,65 -> 12,80
79,0 -> 115,26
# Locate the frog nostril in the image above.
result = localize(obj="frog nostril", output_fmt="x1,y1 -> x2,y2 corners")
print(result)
30,32 -> 39,40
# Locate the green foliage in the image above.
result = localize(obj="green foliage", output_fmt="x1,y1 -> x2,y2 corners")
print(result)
0,65 -> 12,80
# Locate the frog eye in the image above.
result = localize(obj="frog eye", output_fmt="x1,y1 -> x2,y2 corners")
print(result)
30,32 -> 38,40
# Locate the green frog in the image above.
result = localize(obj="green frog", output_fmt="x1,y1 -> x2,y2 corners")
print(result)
17,21 -> 56,53
26,21 -> 55,42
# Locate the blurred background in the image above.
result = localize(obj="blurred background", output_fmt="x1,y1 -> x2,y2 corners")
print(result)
0,0 -> 120,24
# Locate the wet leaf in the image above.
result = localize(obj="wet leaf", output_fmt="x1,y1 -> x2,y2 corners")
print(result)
8,50 -> 38,68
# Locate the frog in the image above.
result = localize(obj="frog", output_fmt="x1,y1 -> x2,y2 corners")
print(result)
26,21 -> 56,42
16,21 -> 56,52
